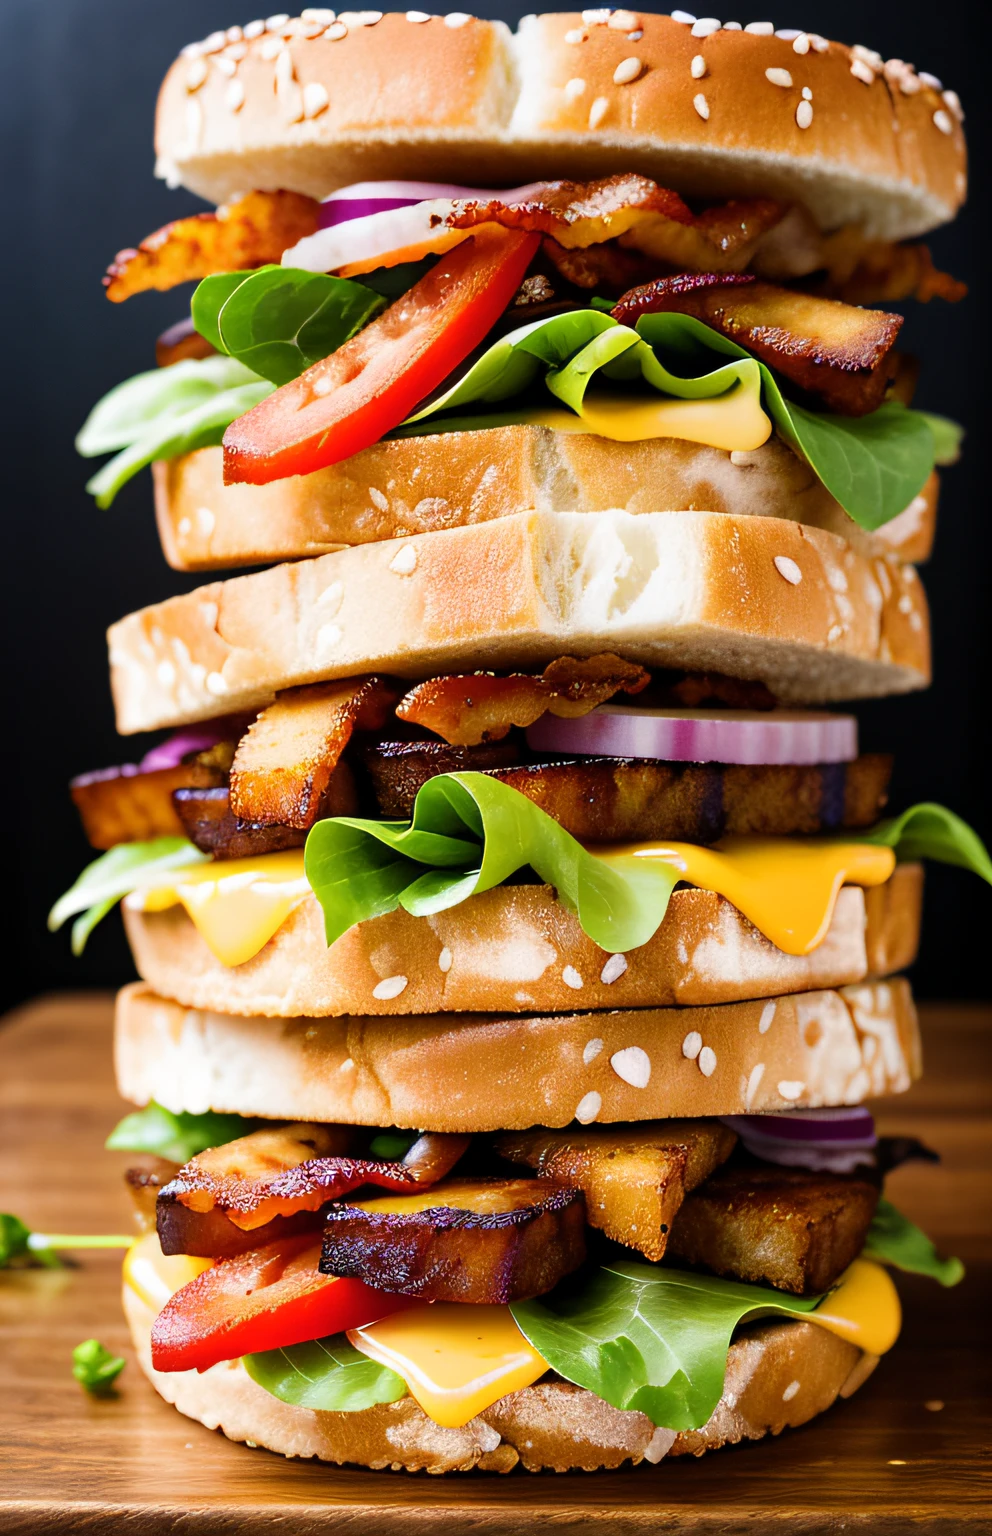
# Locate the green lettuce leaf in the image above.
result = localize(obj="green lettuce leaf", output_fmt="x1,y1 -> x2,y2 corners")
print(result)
862,802 -> 992,885
105,1102 -> 254,1163
77,355 -> 274,508
511,1259 -> 821,1431
191,265 -> 385,386
244,1334 -> 407,1411
401,307 -> 948,531
304,771 -> 680,953
917,411 -> 964,466
48,837 -> 207,953
862,1199 -> 964,1286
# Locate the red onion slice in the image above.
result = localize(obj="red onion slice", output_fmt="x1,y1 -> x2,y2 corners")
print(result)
526,706 -> 858,766
721,1107 -> 877,1173
317,181 -> 540,228
139,719 -> 243,773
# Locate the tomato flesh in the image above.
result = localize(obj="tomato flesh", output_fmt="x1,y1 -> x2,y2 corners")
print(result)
222,224 -> 541,485
150,1234 -> 414,1373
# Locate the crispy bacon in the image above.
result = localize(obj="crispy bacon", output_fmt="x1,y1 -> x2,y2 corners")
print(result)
71,761 -> 224,850
612,276 -> 903,416
104,190 -> 320,302
161,1124 -> 470,1234
396,653 -> 650,747
229,677 -> 398,830
814,229 -> 967,307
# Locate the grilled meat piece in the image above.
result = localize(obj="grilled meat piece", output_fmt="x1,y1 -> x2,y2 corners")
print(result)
367,751 -> 892,843
667,1162 -> 880,1295
124,1159 -> 180,1233
158,1201 -> 323,1259
72,761 -> 223,850
497,1120 -> 735,1262
612,275 -> 902,416
320,1177 -> 586,1303
172,786 -> 309,860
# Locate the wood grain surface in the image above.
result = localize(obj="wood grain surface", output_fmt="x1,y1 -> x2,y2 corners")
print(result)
0,992 -> 989,1534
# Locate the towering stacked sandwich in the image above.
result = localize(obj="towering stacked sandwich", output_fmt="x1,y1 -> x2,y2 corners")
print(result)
53,11 -> 989,1473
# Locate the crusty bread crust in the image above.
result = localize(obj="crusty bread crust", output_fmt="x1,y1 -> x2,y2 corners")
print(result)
114,977 -> 919,1131
107,510 -> 931,733
123,1281 -> 871,1472
122,864 -> 923,1020
152,435 -> 938,574
155,13 -> 965,240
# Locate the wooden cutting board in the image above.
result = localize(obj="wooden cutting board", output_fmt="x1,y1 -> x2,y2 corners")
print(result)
1,993 -> 989,1533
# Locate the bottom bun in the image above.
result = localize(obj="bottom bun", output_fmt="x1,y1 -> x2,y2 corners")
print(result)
124,1285 -> 874,1474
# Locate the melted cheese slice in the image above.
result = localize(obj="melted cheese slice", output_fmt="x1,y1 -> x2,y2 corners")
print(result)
348,1304 -> 548,1428
122,1232 -> 211,1314
593,835 -> 896,955
524,379 -> 771,450
124,850 -> 310,967
806,1258 -> 902,1356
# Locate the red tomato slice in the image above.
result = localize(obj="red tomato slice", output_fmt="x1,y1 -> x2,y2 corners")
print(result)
222,224 -> 541,485
150,1234 -> 414,1373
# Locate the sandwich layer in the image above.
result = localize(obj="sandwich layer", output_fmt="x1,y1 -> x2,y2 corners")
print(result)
152,436 -> 938,574
124,1282 -> 869,1473
115,977 -> 920,1131
108,510 -> 931,733
122,863 -> 923,1019
156,13 -> 966,240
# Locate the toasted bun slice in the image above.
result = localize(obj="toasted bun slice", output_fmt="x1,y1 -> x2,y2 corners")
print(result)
122,864 -> 922,1020
108,510 -> 930,733
156,14 -> 966,240
153,436 -> 938,574
115,977 -> 919,1131
123,1281 -> 872,1472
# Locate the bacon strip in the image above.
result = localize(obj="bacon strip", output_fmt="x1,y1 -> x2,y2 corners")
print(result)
162,1124 -> 470,1232
104,190 -> 320,302
814,230 -> 967,306
229,676 -> 398,829
396,653 -> 650,747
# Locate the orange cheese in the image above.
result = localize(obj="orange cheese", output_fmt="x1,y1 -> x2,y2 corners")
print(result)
806,1258 -> 902,1356
526,377 -> 771,449
122,1231 -> 211,1313
124,850 -> 310,966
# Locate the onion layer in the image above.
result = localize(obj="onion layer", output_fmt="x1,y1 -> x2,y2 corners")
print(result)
526,706 -> 858,766
721,1107 -> 877,1174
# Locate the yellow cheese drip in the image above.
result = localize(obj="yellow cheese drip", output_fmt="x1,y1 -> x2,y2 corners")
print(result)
348,1304 -> 548,1429
525,379 -> 771,450
806,1258 -> 902,1356
122,1231 -> 211,1314
593,835 -> 896,955
125,849 -> 310,967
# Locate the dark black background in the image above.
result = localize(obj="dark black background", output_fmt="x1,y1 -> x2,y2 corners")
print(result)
1,1 -> 988,1009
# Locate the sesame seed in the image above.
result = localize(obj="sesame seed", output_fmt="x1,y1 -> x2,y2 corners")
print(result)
744,1061 -> 765,1107
368,485 -> 388,510
899,72 -> 922,95
325,21 -> 348,38
406,10 -> 431,20
202,30 -> 227,52
933,109 -> 954,135
303,80 -> 329,116
340,1056 -> 355,1072
682,1030 -> 703,1060
850,58 -> 875,85
626,29 -> 643,38
205,672 -> 228,696
564,27 -> 587,42
265,13 -> 290,29
775,28 -> 800,39
186,57 -> 209,90
765,66 -> 793,87
782,1379 -> 801,1401
225,79 -> 246,110
444,11 -> 472,26
275,47 -> 296,85
698,1045 -> 717,1077
438,946 -> 453,972
259,34 -> 284,58
564,76 -> 586,100
792,33 -> 809,54
608,9 -> 640,28
744,21 -> 773,34
244,20 -> 266,39
575,1090 -> 602,1125
226,24 -> 244,39
302,6 -> 336,19
730,449 -> 751,465
583,1036 -> 604,1064
588,95 -> 609,128
826,623 -> 843,642
759,1001 -> 776,1033
691,17 -> 721,37
723,20 -> 741,27
372,974 -> 408,1000
852,43 -> 883,70
693,91 -> 710,119
215,55 -> 238,76
224,41 -> 248,59
802,85 -> 812,99
942,89 -> 964,122
613,56 -> 642,84
181,41 -> 205,57
671,10 -> 697,23
919,71 -> 942,90
562,965 -> 584,989
777,1079 -> 805,1101
611,1045 -> 652,1088
582,7 -> 612,22
809,32 -> 828,52
691,53 -> 707,77
389,544 -> 418,575
600,953 -> 628,985
796,98 -> 813,127
774,554 -> 802,585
